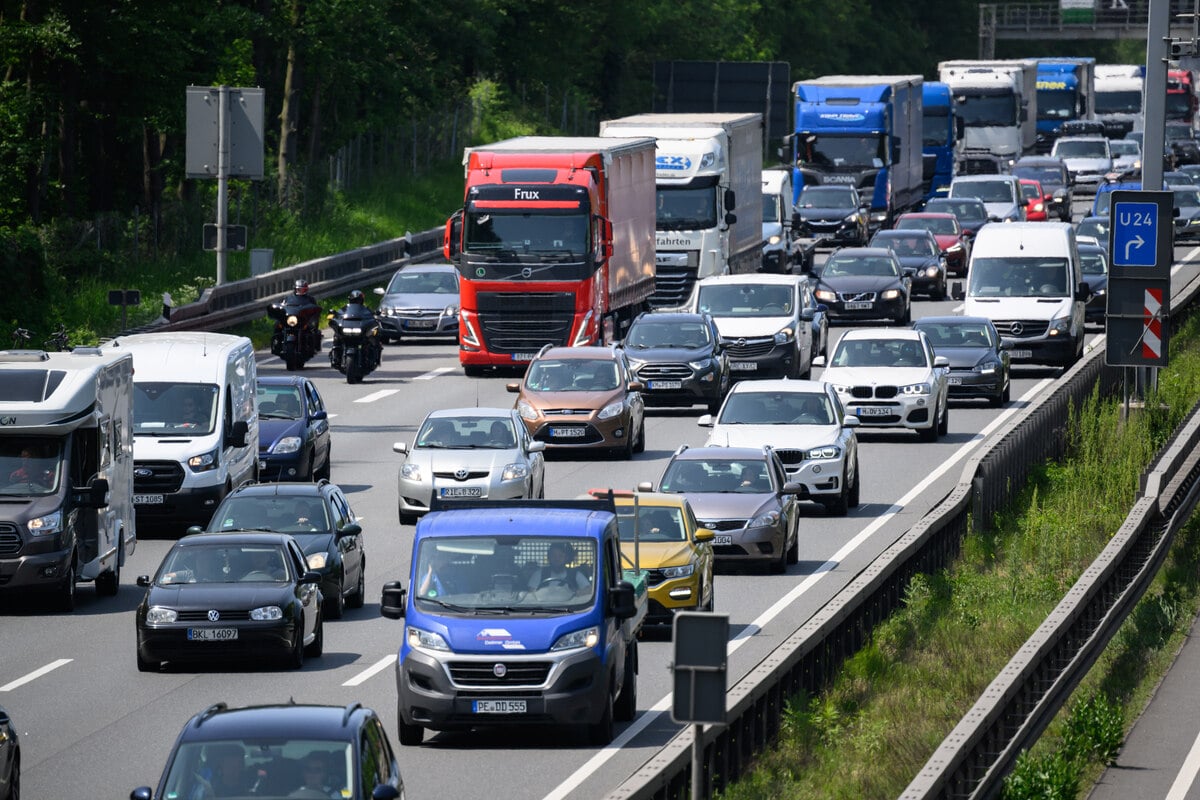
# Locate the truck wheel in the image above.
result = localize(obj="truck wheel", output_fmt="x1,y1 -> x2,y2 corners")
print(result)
96,536 -> 122,597
614,645 -> 638,722
587,689 -> 615,745
399,719 -> 425,746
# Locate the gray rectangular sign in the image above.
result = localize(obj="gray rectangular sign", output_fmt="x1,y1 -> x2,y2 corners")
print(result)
1105,281 -> 1170,367
185,86 -> 265,179
672,612 -> 728,725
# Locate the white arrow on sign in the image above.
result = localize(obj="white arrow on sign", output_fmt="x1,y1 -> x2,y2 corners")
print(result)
1124,234 -> 1145,262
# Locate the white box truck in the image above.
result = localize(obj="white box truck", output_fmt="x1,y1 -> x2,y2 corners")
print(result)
938,59 -> 1039,170
1094,64 -> 1145,139
104,332 -> 258,533
0,347 -> 136,610
599,112 -> 764,307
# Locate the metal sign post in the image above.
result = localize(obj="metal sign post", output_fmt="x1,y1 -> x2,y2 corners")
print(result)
672,612 -> 728,800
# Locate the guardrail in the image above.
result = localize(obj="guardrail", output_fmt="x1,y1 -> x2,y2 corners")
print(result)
608,270 -> 1200,800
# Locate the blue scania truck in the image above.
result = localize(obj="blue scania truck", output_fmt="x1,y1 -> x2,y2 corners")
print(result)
1034,57 -> 1097,153
791,74 -> 925,231
922,81 -> 961,199
380,499 -> 647,746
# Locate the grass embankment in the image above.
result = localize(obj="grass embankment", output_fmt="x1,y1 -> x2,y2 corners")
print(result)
718,313 -> 1200,800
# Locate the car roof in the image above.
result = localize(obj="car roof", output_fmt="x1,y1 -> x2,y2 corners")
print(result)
928,196 -> 986,204
838,328 -> 922,343
424,407 -> 515,420
537,345 -> 621,360
1078,243 -> 1107,255
898,212 -> 956,220
952,174 -> 1017,183
256,375 -> 309,387
1014,156 -> 1067,167
589,490 -> 691,512
697,273 -> 801,286
672,445 -> 770,461
727,378 -> 828,394
914,315 -> 994,327
634,311 -> 711,323
178,703 -> 375,742
228,481 -> 330,499
394,263 -> 457,274
1055,135 -> 1109,143
872,228 -> 935,237
828,247 -> 897,258
176,531 -> 294,547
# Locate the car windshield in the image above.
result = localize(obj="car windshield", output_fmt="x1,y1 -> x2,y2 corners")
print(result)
386,269 -> 458,294
133,382 -> 219,436
798,187 -> 857,209
625,320 -> 711,349
914,322 -> 995,348
762,192 -> 781,223
1054,140 -> 1109,158
897,216 -> 958,235
1014,166 -> 1066,186
211,495 -> 333,534
950,180 -> 1015,203
926,199 -> 989,224
660,458 -> 774,494
157,543 -> 292,585
718,391 -> 835,425
257,384 -> 304,420
1080,251 -> 1108,275
1093,192 -> 1115,215
968,257 -> 1070,298
1173,188 -> 1200,208
870,234 -> 937,256
615,505 -> 687,542
1110,141 -> 1139,156
160,739 -> 353,800
697,284 -> 794,316
524,359 -> 620,392
413,535 -> 597,612
821,255 -> 899,278
830,337 -> 929,368
1096,90 -> 1142,114
416,416 -> 517,449
0,437 -> 64,497
1077,219 -> 1110,240
1021,183 -> 1042,202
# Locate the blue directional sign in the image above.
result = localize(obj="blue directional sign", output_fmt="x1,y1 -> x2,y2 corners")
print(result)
1112,201 -> 1158,267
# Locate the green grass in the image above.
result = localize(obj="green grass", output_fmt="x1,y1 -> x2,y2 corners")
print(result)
716,313 -> 1200,800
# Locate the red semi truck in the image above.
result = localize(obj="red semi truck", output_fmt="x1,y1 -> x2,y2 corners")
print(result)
444,136 -> 657,374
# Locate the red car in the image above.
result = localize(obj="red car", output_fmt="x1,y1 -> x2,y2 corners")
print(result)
1019,178 -> 1050,222
893,212 -> 970,276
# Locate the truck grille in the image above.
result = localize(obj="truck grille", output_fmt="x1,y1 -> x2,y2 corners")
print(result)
636,363 -> 693,380
0,525 -> 22,556
476,292 -> 575,352
133,461 -> 185,494
993,319 -> 1049,338
448,661 -> 552,686
651,263 -> 698,308
722,337 -> 775,358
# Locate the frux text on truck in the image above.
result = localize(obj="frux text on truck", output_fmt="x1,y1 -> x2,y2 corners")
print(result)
790,74 -> 925,231
598,113 -> 764,306
1033,57 -> 1096,153
380,498 -> 647,746
444,137 -> 657,374
0,347 -> 136,610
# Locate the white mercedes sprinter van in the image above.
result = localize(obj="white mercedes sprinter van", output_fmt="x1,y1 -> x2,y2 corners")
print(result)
962,222 -> 1089,367
104,332 -> 258,532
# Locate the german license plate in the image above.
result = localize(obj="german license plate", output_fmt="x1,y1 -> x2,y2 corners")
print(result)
187,628 -> 238,641
473,699 -> 526,714
1011,349 -> 1033,359
134,494 -> 164,505
439,486 -> 483,498
550,427 -> 587,438
856,406 -> 890,417
731,361 -> 758,371
406,319 -> 436,329
648,380 -> 683,390
713,534 -> 734,545
844,301 -> 874,310
947,376 -> 963,385
511,353 -> 539,362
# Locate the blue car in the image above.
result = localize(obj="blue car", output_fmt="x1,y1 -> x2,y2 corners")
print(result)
256,376 -> 331,481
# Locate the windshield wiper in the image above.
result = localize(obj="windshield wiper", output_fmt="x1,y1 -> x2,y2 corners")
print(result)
419,597 -> 474,613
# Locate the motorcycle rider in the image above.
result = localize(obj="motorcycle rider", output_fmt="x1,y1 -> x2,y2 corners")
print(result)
329,289 -> 382,370
288,280 -> 322,350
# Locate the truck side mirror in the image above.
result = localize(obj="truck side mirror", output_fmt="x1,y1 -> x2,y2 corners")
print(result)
955,117 -> 965,140
380,580 -> 407,619
228,419 -> 249,449
724,212 -> 738,225
724,188 -> 737,209
444,210 -> 463,260
1076,281 -> 1092,301
75,477 -> 110,509
610,581 -> 637,619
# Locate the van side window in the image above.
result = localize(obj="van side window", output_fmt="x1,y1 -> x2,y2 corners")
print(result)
223,391 -> 234,442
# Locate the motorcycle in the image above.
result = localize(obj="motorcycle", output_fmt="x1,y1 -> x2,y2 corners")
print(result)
268,297 -> 322,371
328,310 -> 382,384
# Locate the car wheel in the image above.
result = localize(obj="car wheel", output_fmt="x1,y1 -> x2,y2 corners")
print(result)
305,612 -> 324,657
786,525 -> 800,565
347,561 -> 366,610
989,385 -> 1005,407
5,748 -> 17,800
707,398 -> 723,415
325,576 -> 345,620
848,463 -> 861,508
938,404 -> 949,437
315,446 -> 331,481
1003,380 -> 1012,404
769,534 -> 788,574
919,405 -> 939,442
933,279 -> 946,301
96,537 -> 121,597
632,418 -> 646,455
825,483 -> 849,516
305,452 -> 316,482
399,506 -> 418,526
57,560 -> 76,612
587,688 -> 615,745
287,625 -> 305,669
614,644 -> 637,722
399,719 -> 425,746
136,647 -> 157,673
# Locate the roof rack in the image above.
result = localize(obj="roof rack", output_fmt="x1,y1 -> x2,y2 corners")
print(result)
195,703 -> 229,727
342,702 -> 363,727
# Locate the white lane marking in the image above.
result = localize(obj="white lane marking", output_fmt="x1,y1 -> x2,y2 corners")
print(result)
354,390 -> 399,404
342,654 -> 396,687
540,377 -> 1055,800
414,367 -> 456,381
0,658 -> 72,692
952,303 -> 964,313
1165,728 -> 1200,800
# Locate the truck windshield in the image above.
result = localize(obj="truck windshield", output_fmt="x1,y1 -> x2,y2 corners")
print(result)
1166,92 -> 1193,119
1095,91 -> 1142,114
413,536 -> 597,612
762,193 -> 781,223
0,437 -> 64,496
957,93 -> 1018,127
656,186 -> 717,231
1037,89 -> 1075,121
968,257 -> 1070,298
133,382 -> 219,436
464,212 -> 589,258
804,134 -> 885,169
922,107 -> 951,147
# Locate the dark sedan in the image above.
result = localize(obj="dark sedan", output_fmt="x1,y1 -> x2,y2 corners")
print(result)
894,212 -> 970,276
794,185 -> 868,246
256,375 -> 331,481
1174,185 -> 1200,242
622,311 -> 729,413
1079,243 -> 1109,325
0,706 -> 16,800
135,532 -> 324,671
1013,156 -> 1074,222
811,247 -> 911,325
924,197 -> 990,238
868,229 -> 947,299
912,316 -> 1011,406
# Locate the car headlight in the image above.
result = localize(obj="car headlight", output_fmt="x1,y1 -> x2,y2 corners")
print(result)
400,462 -> 422,481
407,626 -> 450,652
598,400 -> 624,420
688,358 -> 713,371
28,510 -> 63,536
444,305 -> 459,316
901,382 -> 932,395
551,626 -> 600,651
814,289 -> 837,303
749,509 -> 781,528
625,356 -> 646,370
844,213 -> 860,224
659,564 -> 695,579
881,289 -> 902,300
975,362 -> 999,375
271,436 -> 302,455
773,327 -> 795,345
1095,287 -> 1106,296
502,462 -> 530,481
924,267 -> 939,278
768,234 -> 782,245
830,383 -> 850,393
306,552 -> 328,570
517,400 -> 539,421
251,606 -> 283,621
1049,316 -> 1071,335
1033,202 -> 1044,212
145,606 -> 178,624
807,445 -> 841,459
187,448 -> 219,472
870,211 -> 888,224
341,326 -> 363,335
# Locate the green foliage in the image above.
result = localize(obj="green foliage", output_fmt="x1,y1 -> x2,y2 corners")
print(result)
1003,749 -> 1081,800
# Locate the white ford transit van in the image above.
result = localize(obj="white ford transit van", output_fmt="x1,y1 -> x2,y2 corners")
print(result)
104,332 -> 258,532
961,222 -> 1089,367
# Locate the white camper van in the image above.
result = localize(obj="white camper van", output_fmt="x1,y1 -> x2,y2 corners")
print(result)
0,347 -> 136,610
961,222 -> 1089,367
104,332 -> 258,532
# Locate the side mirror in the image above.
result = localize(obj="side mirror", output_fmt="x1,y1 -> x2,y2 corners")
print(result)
1076,281 -> 1093,301
781,480 -> 805,496
724,188 -> 737,209
131,788 -> 154,800
77,477 -> 110,509
815,303 -> 828,312
392,442 -> 408,454
228,419 -> 249,449
186,525 -> 204,536
725,212 -> 738,225
300,570 -> 323,585
610,581 -> 637,619
527,441 -> 546,453
800,308 -> 815,321
506,382 -> 521,393
337,522 -> 363,538
373,287 -> 385,296
951,281 -> 965,301
637,481 -> 654,492
697,414 -> 714,427
444,210 -> 463,260
813,355 -> 827,368
934,356 -> 951,368
310,410 -> 328,422
843,415 -> 860,428
628,381 -> 644,392
694,527 -> 715,543
136,576 -> 152,588
380,580 -> 407,619
998,340 -> 1013,351
372,786 -> 402,800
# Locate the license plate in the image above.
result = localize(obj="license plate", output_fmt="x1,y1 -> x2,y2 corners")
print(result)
473,699 -> 527,714
405,319 -> 436,329
731,361 -> 758,371
187,628 -> 238,641
648,380 -> 683,390
439,486 -> 483,498
550,427 -> 587,438
855,406 -> 891,417
947,376 -> 963,385
1011,349 -> 1033,359
713,534 -> 734,545
844,301 -> 874,310
134,494 -> 164,505
511,353 -> 539,362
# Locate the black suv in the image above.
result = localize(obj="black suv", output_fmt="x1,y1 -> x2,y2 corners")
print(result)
794,184 -> 869,245
131,702 -> 404,800
621,312 -> 729,413
190,480 -> 366,619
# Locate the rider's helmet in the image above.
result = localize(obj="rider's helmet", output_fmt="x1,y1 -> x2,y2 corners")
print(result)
348,290 -> 365,304
294,279 -> 309,296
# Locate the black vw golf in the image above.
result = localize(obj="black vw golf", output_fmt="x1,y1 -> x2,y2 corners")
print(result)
136,532 -> 324,671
